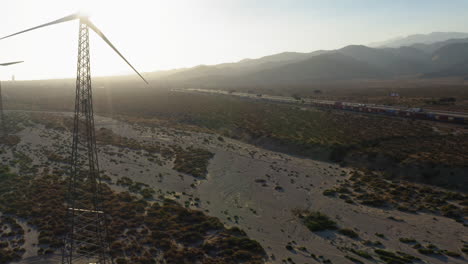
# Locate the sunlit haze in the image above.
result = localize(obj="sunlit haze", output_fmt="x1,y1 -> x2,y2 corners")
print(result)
1,1 -> 468,263
1,0 -> 468,80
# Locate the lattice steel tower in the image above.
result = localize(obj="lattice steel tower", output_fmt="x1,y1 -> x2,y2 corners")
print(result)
61,19 -> 111,264
1,14 -> 148,264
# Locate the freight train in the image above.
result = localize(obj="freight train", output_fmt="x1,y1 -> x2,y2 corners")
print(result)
182,89 -> 468,125
254,95 -> 467,125
308,101 -> 468,125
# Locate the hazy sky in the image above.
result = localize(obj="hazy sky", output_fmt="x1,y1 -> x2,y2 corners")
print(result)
1,0 -> 468,80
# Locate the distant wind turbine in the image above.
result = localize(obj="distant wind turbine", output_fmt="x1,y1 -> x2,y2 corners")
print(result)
1,13 -> 148,264
0,61 -> 23,136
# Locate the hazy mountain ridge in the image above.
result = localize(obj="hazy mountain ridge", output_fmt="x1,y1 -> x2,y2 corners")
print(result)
162,50 -> 330,82
338,45 -> 432,75
423,42 -> 468,78
147,32 -> 468,86
369,32 -> 468,48
236,52 -> 386,85
410,37 -> 468,54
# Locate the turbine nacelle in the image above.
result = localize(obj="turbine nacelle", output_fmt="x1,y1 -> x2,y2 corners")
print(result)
0,13 -> 148,84
76,11 -> 90,20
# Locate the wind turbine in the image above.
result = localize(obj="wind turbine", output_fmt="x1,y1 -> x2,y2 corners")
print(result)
0,61 -> 23,137
1,13 -> 148,264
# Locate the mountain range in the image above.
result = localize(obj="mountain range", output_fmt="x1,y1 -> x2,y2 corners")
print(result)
147,32 -> 468,87
369,32 -> 468,48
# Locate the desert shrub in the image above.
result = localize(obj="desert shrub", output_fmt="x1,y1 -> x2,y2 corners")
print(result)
417,248 -> 436,255
375,233 -> 385,238
362,240 -> 383,247
140,188 -> 155,199
462,245 -> 468,254
323,189 -> 337,196
179,231 -> 204,245
444,251 -> 461,257
294,210 -> 337,232
339,228 -> 359,238
359,193 -> 387,207
116,176 -> 133,186
399,237 -> 417,244
345,255 -> 364,264
173,147 -> 214,178
374,249 -> 415,264
274,186 -> 284,192
350,249 -> 372,259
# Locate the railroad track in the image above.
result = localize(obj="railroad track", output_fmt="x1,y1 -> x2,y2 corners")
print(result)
176,89 -> 468,125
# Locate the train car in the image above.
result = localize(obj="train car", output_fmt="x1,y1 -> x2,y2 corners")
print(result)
436,115 -> 449,121
334,102 -> 345,110
426,113 -> 436,120
386,109 -> 398,116
398,111 -> 408,117
414,113 -> 427,119
454,117 -> 466,124
375,108 -> 386,114
304,98 -> 467,125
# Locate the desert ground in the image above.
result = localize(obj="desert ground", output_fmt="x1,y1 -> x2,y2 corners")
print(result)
1,110 -> 466,264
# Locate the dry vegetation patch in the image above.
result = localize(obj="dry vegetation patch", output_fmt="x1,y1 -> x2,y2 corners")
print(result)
326,170 -> 467,222
0,165 -> 266,263
293,210 -> 338,232
96,128 -> 174,160
24,95 -> 468,190
0,216 -> 25,263
173,146 -> 214,178
0,135 -> 20,146
29,115 -> 216,179
102,92 -> 467,189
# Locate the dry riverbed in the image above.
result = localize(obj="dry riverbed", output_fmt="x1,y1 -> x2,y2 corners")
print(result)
1,111 -> 467,264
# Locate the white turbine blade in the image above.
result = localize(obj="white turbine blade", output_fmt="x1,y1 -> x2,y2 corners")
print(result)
0,13 -> 79,40
0,61 -> 23,66
84,19 -> 148,84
